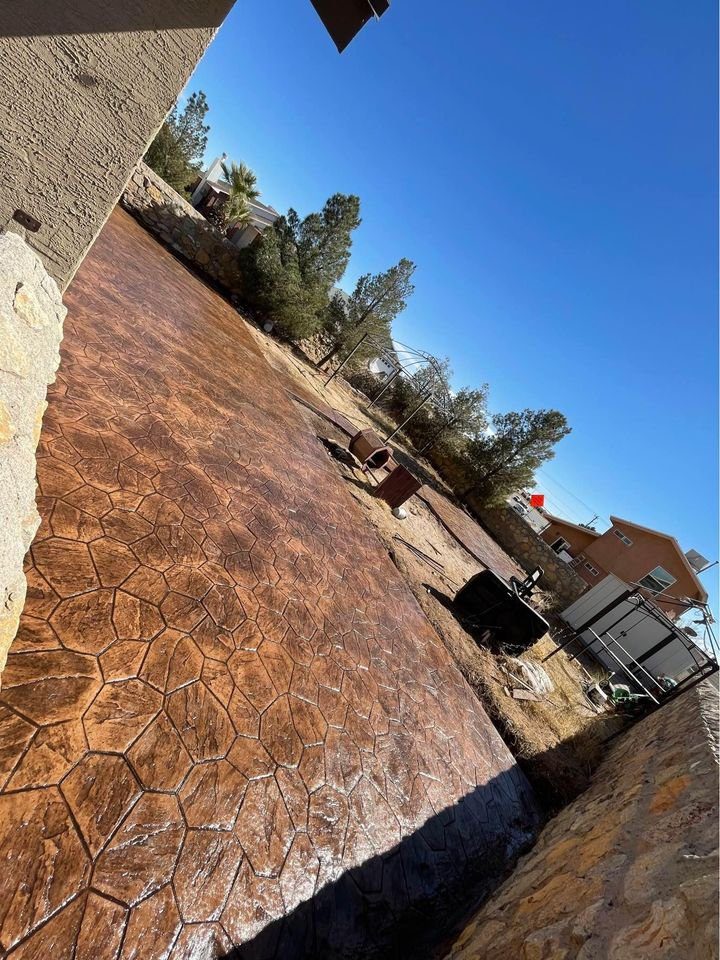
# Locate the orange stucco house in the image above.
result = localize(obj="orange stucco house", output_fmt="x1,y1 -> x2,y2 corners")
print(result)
540,514 -> 708,619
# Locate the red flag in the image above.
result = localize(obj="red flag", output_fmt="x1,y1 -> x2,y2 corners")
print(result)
530,494 -> 545,508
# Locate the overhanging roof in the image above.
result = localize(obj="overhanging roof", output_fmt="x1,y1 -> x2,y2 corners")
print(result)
543,513 -> 601,538
310,0 -> 389,52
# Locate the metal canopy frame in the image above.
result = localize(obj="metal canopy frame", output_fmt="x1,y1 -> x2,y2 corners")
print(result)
546,587 -> 719,708
324,333 -> 455,445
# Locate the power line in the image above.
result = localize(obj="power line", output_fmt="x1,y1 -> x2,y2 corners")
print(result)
535,468 -> 610,527
533,483 -> 596,526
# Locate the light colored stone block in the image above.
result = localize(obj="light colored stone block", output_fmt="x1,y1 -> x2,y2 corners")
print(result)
0,231 -> 65,674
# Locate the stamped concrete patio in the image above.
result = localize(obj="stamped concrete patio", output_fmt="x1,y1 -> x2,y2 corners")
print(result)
0,210 -> 539,959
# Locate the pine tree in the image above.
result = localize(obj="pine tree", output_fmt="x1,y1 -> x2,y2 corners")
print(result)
291,194 -> 361,294
145,91 -> 210,193
238,194 -> 361,340
239,217 -> 324,339
464,408 -> 571,504
317,258 -> 415,368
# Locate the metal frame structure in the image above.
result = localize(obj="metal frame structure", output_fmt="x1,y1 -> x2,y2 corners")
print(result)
324,333 -> 455,445
546,587 -> 718,707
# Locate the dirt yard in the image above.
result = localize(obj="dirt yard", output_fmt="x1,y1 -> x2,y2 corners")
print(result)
244,319 -> 626,811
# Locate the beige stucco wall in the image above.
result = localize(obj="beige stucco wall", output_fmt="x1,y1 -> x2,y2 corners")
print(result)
0,232 -> 66,674
0,1 -> 235,666
0,1 -> 234,289
444,678 -> 719,960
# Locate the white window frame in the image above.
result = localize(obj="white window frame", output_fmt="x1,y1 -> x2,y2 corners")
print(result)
613,528 -> 633,547
584,561 -> 600,576
550,536 -> 571,554
637,565 -> 676,596
570,555 -> 583,568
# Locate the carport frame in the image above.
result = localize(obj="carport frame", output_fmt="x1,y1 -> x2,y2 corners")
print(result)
545,588 -> 718,707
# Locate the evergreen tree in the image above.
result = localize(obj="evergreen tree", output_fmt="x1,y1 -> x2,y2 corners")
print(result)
238,217 -> 324,339
239,194 -> 361,340
145,91 -> 210,193
317,258 -> 416,367
290,194 -> 361,294
463,408 -> 571,504
445,386 -> 490,441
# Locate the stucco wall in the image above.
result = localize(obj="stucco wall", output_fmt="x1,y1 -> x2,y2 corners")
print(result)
0,1 -> 234,289
0,232 -> 65,674
474,503 -> 588,608
444,678 -> 719,960
121,162 -> 245,296
584,525 -> 704,616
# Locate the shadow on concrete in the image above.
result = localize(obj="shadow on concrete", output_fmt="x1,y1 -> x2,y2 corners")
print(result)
221,765 -> 541,960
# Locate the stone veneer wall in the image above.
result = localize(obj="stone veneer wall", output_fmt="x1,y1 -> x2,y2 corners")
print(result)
0,233 -> 65,672
472,502 -> 587,608
121,162 -> 246,297
444,679 -> 719,960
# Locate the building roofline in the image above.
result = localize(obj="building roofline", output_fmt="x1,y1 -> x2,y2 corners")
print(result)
543,513 -> 602,538
609,515 -> 708,602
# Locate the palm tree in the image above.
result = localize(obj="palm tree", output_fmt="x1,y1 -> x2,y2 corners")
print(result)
220,160 -> 260,228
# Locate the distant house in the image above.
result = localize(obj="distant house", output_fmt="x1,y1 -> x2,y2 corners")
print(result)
540,514 -> 708,619
189,155 -> 279,248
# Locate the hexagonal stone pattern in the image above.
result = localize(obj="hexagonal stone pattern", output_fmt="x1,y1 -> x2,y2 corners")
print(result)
0,209 -> 539,958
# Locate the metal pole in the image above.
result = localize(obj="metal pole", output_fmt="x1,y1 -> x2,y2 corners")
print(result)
325,333 -> 369,386
586,630 -> 660,705
368,367 -> 401,407
603,631 -> 666,693
542,627 -> 583,661
384,393 -> 432,443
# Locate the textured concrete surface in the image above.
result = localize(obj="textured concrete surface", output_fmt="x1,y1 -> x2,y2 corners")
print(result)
284,392 -> 525,585
444,678 -> 719,960
0,232 -> 65,673
418,488 -> 525,584
0,1 -> 233,287
0,209 -> 540,959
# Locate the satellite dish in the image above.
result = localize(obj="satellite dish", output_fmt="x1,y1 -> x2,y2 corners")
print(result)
685,549 -> 710,573
682,626 -> 698,638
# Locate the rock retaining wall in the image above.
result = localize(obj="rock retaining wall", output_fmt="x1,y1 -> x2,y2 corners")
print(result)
444,679 -> 719,960
0,232 -> 65,672
121,162 -> 245,296
473,502 -> 587,608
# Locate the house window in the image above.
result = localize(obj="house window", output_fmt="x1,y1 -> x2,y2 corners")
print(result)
550,537 -> 571,554
638,566 -> 676,595
570,555 -> 583,568
613,528 -> 633,546
584,562 -> 600,576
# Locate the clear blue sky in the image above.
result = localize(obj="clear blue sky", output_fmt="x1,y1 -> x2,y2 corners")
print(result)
188,0 -> 718,617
